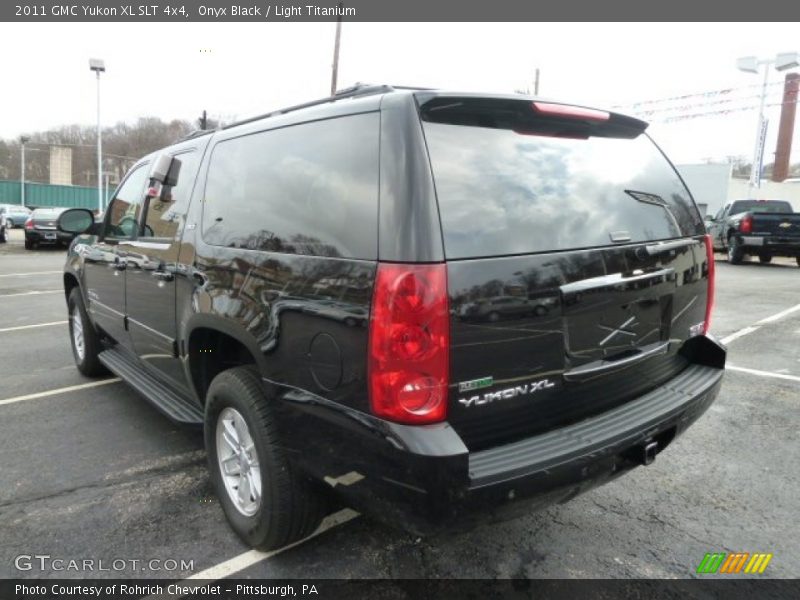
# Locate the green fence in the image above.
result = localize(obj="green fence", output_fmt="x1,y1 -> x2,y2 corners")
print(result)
0,180 -> 113,209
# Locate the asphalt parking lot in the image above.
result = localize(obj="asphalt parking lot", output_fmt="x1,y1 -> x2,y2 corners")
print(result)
1,226 -> 798,581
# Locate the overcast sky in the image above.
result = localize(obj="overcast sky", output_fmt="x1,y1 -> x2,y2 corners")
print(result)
1,22 -> 799,165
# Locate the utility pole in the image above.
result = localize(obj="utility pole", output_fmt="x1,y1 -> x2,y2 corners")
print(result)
200,110 -> 208,130
330,2 -> 343,95
772,73 -> 799,182
534,68 -> 540,96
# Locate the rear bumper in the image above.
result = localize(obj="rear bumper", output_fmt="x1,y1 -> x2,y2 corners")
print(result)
25,229 -> 73,245
275,336 -> 726,534
738,235 -> 800,256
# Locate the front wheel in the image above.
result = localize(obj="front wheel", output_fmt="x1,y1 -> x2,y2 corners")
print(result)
727,236 -> 744,265
205,366 -> 326,550
796,257 -> 800,268
758,254 -> 772,264
68,288 -> 107,376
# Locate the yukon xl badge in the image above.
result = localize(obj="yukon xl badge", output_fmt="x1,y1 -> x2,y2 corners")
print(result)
458,378 -> 556,408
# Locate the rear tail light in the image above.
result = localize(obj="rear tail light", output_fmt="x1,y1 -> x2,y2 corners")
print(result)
532,101 -> 610,122
739,215 -> 753,234
703,234 -> 715,335
368,263 -> 449,425
24,218 -> 33,230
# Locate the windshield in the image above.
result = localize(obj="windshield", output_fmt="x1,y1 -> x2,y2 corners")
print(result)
729,200 -> 793,214
421,108 -> 703,259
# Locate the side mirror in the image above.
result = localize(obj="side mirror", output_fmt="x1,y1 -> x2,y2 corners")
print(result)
57,208 -> 95,234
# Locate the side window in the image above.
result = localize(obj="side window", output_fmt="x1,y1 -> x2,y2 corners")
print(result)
713,206 -> 725,221
105,164 -> 149,239
202,112 -> 379,259
142,151 -> 199,239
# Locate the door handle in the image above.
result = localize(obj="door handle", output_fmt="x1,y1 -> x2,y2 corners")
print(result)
152,271 -> 174,282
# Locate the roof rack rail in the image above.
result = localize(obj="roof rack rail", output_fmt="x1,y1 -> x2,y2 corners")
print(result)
222,83 -> 396,131
179,128 -> 216,142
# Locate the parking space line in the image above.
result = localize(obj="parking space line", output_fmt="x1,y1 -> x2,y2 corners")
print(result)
719,302 -> 800,346
720,326 -> 760,345
0,270 -> 62,278
0,320 -> 67,333
0,290 -> 62,298
0,378 -> 121,406
171,509 -> 359,587
755,302 -> 800,325
727,365 -> 800,384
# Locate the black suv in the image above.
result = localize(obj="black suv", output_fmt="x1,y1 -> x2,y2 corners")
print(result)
58,85 -> 726,550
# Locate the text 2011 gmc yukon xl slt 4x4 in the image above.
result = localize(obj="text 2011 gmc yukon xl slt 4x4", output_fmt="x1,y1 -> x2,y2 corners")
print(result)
58,85 -> 726,549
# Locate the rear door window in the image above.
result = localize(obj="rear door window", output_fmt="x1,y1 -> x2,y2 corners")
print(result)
420,97 -> 704,259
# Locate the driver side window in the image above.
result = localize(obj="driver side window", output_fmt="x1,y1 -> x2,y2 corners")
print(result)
104,164 -> 149,240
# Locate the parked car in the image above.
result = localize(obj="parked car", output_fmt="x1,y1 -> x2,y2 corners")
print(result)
459,295 -> 553,322
0,203 -> 32,228
0,208 -> 7,243
706,199 -> 800,265
24,207 -> 75,249
58,85 -> 726,550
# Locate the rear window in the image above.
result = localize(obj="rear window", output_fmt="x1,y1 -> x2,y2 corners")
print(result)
420,97 -> 704,259
32,208 -> 64,218
729,200 -> 793,214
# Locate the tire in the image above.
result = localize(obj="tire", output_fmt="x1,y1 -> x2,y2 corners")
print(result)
24,239 -> 33,250
727,235 -> 744,265
796,257 -> 800,268
487,311 -> 500,322
758,254 -> 772,264
205,366 -> 326,550
68,288 -> 107,377
6,219 -> 14,229
0,228 -> 6,244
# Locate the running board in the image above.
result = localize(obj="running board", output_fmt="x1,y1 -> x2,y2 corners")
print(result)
98,346 -> 203,425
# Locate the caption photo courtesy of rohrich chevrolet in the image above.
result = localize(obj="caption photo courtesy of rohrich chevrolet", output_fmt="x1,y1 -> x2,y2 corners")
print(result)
0,1 -> 798,599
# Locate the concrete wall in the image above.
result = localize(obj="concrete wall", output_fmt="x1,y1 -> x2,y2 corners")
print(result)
675,164 -> 731,218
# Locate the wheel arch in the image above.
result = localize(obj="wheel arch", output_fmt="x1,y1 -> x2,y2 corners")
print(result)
184,315 -> 265,406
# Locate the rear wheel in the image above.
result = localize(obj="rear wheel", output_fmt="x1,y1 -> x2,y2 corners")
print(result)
0,227 -> 6,244
796,257 -> 800,268
205,366 -> 326,550
727,235 -> 744,265
6,219 -> 14,229
758,254 -> 772,264
68,288 -> 106,376
24,239 -> 33,250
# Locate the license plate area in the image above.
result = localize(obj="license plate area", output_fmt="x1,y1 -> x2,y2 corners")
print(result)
44,233 -> 57,240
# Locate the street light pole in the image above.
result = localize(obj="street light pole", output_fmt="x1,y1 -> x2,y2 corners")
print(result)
330,2 -> 343,95
737,52 -> 799,192
19,136 -> 29,208
89,59 -> 106,212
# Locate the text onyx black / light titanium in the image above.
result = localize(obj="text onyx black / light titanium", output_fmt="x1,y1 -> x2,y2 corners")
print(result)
458,379 -> 557,408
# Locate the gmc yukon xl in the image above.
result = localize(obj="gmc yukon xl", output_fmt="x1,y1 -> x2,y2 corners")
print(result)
58,85 -> 726,549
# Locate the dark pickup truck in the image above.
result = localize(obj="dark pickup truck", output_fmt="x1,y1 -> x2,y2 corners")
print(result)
706,199 -> 800,265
